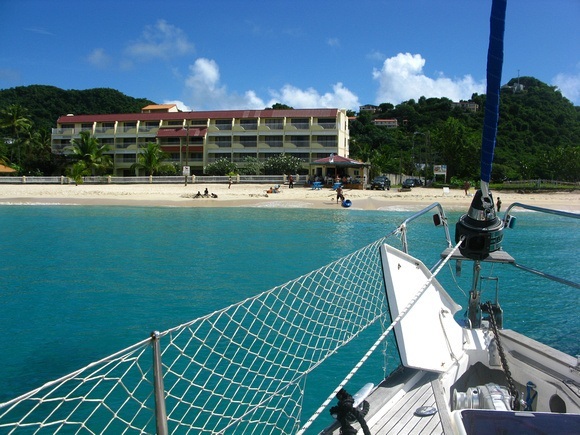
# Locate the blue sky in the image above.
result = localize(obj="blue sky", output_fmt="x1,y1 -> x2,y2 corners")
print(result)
1,0 -> 578,111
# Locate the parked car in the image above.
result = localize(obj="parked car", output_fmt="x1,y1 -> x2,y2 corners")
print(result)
402,178 -> 422,188
370,176 -> 391,190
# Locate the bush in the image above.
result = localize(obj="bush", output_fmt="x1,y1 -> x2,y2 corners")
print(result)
205,158 -> 238,176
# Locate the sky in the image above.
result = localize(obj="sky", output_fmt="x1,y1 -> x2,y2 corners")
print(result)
1,0 -> 578,111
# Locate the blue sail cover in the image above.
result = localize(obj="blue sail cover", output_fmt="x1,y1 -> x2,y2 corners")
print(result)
480,0 -> 507,183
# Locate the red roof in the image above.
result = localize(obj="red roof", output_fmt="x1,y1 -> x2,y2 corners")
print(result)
56,109 -> 340,124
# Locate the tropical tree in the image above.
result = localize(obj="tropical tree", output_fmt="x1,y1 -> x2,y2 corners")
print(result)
67,161 -> 90,185
131,142 -> 170,175
238,156 -> 264,175
205,158 -> 237,176
263,153 -> 303,175
433,118 -> 480,180
0,104 -> 33,165
69,130 -> 112,176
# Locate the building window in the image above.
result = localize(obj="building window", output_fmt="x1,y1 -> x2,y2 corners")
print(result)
264,135 -> 283,147
240,119 -> 258,130
239,136 -> 257,147
215,119 -> 232,130
290,118 -> 310,129
317,118 -> 336,129
167,120 -> 183,126
290,135 -> 310,147
315,135 -> 337,147
122,122 -> 137,132
265,119 -> 283,130
215,137 -> 231,147
122,138 -> 135,148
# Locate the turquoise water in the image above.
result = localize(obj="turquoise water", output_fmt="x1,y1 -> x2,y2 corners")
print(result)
0,204 -> 578,418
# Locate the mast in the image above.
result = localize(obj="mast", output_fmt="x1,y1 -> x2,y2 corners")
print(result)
480,0 -> 507,202
456,0 -> 507,261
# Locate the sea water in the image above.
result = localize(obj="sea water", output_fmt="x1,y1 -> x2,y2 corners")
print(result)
0,205 -> 578,419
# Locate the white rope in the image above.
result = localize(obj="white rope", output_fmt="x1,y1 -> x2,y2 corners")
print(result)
298,237 -> 464,434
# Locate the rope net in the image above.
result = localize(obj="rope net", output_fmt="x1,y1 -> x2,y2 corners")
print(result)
0,237 -> 391,434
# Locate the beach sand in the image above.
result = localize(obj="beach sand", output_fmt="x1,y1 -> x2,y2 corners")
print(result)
0,182 -> 578,212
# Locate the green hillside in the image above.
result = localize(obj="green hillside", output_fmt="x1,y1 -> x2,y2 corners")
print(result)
0,85 -> 155,131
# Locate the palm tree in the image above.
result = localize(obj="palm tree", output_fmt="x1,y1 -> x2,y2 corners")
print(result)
69,130 -> 112,176
67,161 -> 90,185
0,104 -> 33,165
131,142 -> 169,175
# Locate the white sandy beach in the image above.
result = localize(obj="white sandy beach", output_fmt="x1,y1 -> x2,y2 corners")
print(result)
0,182 -> 578,212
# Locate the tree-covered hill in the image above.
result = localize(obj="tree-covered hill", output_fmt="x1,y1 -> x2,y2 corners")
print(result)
0,85 -> 155,131
349,76 -> 579,182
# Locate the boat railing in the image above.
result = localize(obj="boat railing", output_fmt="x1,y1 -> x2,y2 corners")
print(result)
503,202 -> 580,290
390,202 -> 453,255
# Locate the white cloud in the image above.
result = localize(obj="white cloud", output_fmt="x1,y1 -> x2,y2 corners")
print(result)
125,20 -> 194,61
268,83 -> 359,109
366,49 -> 385,62
163,100 -> 192,112
182,58 -> 360,110
184,58 -> 266,110
327,37 -> 340,47
372,52 -> 485,104
553,71 -> 580,105
87,48 -> 111,69
25,27 -> 54,36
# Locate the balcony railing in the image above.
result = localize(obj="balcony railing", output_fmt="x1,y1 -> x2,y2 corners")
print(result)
316,123 -> 336,129
94,127 -> 115,134
52,128 -> 75,136
139,126 -> 158,133
289,122 -> 310,129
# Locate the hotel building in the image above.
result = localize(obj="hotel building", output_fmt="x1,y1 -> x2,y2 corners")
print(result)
51,105 -> 350,176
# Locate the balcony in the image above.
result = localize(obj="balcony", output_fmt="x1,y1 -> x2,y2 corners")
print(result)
116,142 -> 138,150
52,128 -> 75,137
138,126 -> 158,134
118,126 -> 137,135
287,122 -> 310,130
94,127 -> 115,135
316,122 -> 336,129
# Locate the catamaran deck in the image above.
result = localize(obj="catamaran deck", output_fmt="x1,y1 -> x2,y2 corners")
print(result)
322,368 -> 453,434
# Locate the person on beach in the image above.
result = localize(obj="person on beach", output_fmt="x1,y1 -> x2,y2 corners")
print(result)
204,188 -> 209,197
228,176 -> 232,189
463,181 -> 470,196
336,186 -> 345,204
288,175 -> 294,189
496,197 -> 502,212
